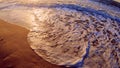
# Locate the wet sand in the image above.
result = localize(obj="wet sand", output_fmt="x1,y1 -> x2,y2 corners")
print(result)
0,19 -> 61,68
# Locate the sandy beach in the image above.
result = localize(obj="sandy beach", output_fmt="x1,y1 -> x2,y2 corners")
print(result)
0,0 -> 120,68
0,19 -> 61,68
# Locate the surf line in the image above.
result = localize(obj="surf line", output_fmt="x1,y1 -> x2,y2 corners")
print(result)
0,3 -> 119,67
0,3 -> 120,23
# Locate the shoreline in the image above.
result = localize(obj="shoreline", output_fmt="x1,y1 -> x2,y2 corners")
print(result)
0,19 -> 61,68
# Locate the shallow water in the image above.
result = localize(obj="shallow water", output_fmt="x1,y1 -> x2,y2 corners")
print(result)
0,0 -> 120,68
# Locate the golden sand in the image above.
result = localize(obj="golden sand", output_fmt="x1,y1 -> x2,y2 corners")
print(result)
0,19 -> 61,68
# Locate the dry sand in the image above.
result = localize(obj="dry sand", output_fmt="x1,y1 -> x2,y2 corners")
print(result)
0,19 -> 62,68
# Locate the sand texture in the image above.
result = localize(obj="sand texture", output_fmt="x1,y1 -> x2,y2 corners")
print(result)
0,19 -> 61,68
